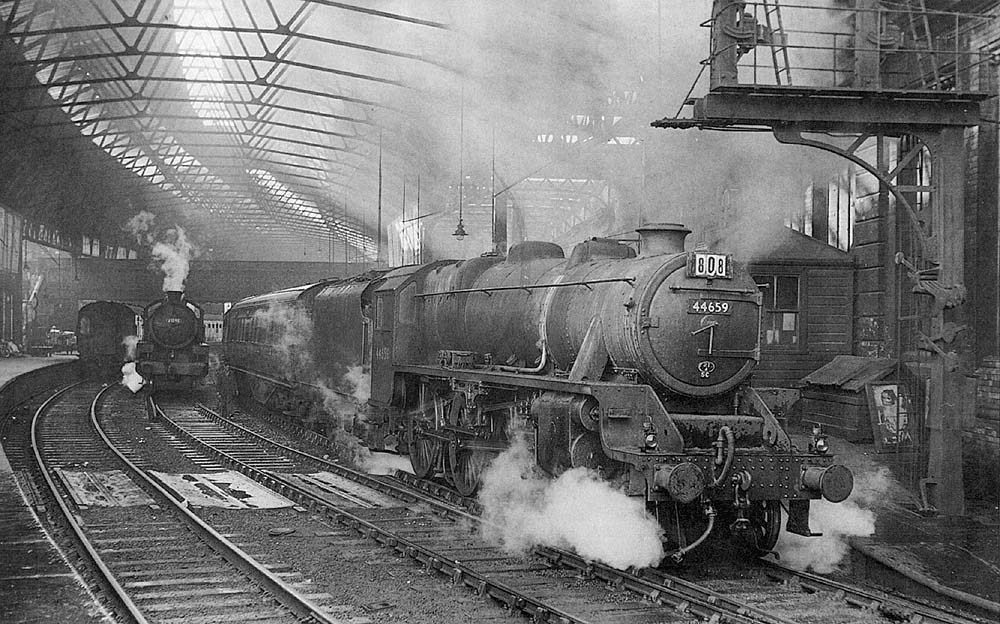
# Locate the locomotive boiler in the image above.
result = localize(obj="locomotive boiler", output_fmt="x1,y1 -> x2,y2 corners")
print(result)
222,224 -> 852,557
136,290 -> 209,387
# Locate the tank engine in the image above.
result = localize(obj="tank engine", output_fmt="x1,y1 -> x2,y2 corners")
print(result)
137,290 -> 209,388
76,300 -> 143,378
222,224 -> 853,557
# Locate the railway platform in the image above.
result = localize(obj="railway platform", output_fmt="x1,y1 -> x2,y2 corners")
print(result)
0,354 -> 77,384
0,355 -> 112,623
817,433 -> 1000,619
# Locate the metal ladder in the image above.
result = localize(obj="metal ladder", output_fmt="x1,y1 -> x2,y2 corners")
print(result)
902,0 -> 941,88
761,0 -> 792,85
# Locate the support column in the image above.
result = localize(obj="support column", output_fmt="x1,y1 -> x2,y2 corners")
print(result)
915,126 -> 969,517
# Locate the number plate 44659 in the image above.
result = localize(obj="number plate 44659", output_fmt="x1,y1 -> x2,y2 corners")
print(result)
687,299 -> 733,315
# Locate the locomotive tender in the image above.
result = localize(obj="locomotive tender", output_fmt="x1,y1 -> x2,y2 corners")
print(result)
223,224 -> 853,556
76,300 -> 143,378
136,290 -> 209,387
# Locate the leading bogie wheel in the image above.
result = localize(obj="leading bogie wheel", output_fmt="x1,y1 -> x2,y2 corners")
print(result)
750,500 -> 782,554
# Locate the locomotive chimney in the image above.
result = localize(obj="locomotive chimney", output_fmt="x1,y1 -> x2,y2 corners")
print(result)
636,223 -> 690,256
165,290 -> 183,303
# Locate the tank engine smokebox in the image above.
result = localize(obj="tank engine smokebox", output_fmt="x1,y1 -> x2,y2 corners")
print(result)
799,356 -> 896,442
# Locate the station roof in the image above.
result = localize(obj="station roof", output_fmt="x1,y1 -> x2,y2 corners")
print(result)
0,0 -> 455,260
0,1 -> 662,263
1,1 -> 681,264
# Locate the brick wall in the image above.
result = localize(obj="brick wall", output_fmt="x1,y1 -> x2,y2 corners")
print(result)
964,357 -> 1000,502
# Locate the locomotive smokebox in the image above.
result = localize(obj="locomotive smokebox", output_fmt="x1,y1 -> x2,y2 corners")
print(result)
165,290 -> 183,303
636,223 -> 690,256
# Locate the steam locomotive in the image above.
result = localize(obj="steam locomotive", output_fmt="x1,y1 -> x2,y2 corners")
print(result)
136,290 -> 209,387
76,300 -> 143,378
222,224 -> 853,556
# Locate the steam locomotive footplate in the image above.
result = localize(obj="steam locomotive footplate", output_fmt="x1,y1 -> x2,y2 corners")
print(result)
279,471 -> 400,508
150,470 -> 293,509
56,469 -> 154,507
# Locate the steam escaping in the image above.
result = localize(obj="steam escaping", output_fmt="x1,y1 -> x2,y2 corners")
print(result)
124,211 -> 198,291
151,226 -> 194,292
125,210 -> 156,246
122,335 -> 139,361
478,431 -> 664,570
774,466 -> 893,573
317,380 -> 371,468
121,362 -> 144,393
252,304 -> 314,376
362,451 -> 414,476
343,365 -> 370,405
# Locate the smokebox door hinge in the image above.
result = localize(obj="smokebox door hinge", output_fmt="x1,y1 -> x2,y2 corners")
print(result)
640,315 -> 659,329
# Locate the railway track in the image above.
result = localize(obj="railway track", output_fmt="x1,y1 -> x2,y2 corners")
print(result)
149,397 -> 988,624
0,395 -> 112,624
24,382 -> 349,623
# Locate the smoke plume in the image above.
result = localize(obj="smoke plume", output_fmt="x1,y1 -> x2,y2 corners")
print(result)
774,466 -> 893,573
478,431 -> 664,570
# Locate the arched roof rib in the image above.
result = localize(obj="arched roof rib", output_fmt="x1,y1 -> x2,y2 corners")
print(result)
0,0 -> 449,260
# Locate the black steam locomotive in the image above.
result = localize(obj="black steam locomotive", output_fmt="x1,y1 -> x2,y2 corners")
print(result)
136,290 -> 209,387
222,224 -> 852,556
76,300 -> 144,378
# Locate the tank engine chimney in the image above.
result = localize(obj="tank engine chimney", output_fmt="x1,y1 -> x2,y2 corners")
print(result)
165,290 -> 183,303
636,223 -> 690,256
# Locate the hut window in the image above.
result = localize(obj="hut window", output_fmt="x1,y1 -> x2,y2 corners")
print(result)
753,274 -> 800,347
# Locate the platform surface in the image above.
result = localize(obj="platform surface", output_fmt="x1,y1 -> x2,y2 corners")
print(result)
0,355 -> 76,390
0,358 -> 110,622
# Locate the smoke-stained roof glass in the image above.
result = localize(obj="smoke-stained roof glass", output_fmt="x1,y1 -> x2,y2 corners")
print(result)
0,0 -> 453,260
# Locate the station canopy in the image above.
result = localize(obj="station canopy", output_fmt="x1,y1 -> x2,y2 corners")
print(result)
0,0 -> 457,260
0,1 -> 668,262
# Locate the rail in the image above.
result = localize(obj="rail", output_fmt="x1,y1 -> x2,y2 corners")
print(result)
31,383 -> 150,624
177,402 -> 800,624
34,383 -> 343,624
152,400 -> 589,624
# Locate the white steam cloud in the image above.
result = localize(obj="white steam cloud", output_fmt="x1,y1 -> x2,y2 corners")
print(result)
361,451 -> 414,476
774,466 -> 893,573
151,226 -> 194,292
317,380 -> 372,467
125,210 -> 156,246
252,301 -> 373,467
343,364 -> 371,405
252,304 -> 314,376
124,211 -> 197,292
121,362 -> 144,393
478,431 -> 664,570
122,335 -> 139,361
